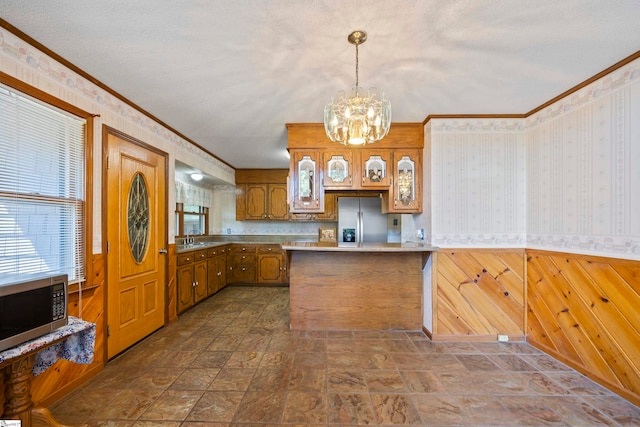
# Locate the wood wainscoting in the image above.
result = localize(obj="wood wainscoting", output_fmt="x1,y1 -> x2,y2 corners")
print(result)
527,250 -> 640,406
432,249 -> 526,341
30,253 -> 106,406
167,243 -> 177,322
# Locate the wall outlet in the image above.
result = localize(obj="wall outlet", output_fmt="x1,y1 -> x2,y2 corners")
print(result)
497,334 -> 509,342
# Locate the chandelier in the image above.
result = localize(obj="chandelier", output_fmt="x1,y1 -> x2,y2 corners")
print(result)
324,30 -> 391,146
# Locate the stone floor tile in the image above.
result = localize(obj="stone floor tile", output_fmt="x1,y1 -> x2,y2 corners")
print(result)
327,392 -> 376,425
185,390 -> 244,422
282,391 -> 327,424
370,393 -> 423,425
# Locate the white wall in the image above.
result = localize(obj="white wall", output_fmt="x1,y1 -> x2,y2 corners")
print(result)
427,118 -> 527,248
424,57 -> 640,261
526,59 -> 640,259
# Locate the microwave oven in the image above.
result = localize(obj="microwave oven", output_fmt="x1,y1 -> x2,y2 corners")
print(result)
0,274 -> 68,352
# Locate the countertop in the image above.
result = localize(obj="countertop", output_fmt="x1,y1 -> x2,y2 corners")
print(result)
176,234 -> 316,253
280,241 -> 438,252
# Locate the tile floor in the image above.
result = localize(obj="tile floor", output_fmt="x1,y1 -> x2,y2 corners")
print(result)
50,286 -> 640,426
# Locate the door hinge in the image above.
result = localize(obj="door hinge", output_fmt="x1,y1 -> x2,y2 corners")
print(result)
107,241 -> 111,254
107,325 -> 110,337
106,155 -> 110,169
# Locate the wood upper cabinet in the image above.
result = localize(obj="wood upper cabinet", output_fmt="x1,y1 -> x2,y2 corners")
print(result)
289,190 -> 338,222
236,169 -> 289,221
382,149 -> 422,213
287,123 -> 424,214
241,183 -> 288,220
323,150 -> 356,189
360,149 -> 391,188
289,150 -> 323,213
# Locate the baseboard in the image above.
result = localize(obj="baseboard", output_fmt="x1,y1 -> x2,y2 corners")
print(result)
431,333 -> 525,342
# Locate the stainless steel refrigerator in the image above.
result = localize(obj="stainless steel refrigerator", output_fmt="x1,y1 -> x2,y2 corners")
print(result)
338,196 -> 389,243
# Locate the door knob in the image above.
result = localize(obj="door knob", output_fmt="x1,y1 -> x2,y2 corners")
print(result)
159,248 -> 168,254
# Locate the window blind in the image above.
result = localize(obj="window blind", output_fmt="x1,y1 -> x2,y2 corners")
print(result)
0,83 -> 86,285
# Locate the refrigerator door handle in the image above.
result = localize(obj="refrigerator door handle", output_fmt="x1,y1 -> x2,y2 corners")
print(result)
358,211 -> 364,243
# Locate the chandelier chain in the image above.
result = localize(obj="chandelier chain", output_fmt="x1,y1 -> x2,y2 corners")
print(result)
355,42 -> 359,92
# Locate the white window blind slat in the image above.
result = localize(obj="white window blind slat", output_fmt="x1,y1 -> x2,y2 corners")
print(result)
0,83 -> 86,285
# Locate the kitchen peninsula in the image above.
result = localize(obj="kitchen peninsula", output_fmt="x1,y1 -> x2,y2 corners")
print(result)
281,241 -> 436,331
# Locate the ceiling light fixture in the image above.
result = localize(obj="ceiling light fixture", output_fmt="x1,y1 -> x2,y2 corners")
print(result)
324,30 -> 391,146
191,173 -> 203,181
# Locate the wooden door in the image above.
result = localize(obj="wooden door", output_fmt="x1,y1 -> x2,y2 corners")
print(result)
257,253 -> 283,283
106,129 -> 167,358
176,264 -> 194,314
361,149 -> 391,187
323,150 -> 356,189
289,150 -> 323,213
194,260 -> 208,303
267,183 -> 289,220
217,252 -> 227,291
391,149 -> 422,212
207,256 -> 219,295
245,184 -> 267,219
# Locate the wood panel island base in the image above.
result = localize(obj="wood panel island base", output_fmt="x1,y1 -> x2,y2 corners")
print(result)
281,242 -> 435,331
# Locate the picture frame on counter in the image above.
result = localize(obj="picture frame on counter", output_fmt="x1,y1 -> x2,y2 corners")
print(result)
318,227 -> 337,242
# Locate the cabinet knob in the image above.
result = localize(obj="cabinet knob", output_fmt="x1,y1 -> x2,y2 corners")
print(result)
242,247 -> 246,251
218,272 -> 221,276
242,267 -> 246,271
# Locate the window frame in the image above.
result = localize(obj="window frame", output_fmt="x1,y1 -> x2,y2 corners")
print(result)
175,202 -> 209,237
0,71 -> 94,290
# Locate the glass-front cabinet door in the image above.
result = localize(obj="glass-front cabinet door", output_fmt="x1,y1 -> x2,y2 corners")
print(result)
323,150 -> 355,189
290,150 -> 324,213
361,149 -> 391,187
390,149 -> 422,212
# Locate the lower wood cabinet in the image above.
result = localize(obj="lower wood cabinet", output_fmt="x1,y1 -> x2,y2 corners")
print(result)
177,249 -> 208,314
228,244 -> 288,285
207,246 -> 228,295
257,245 -> 287,284
178,244 -> 287,310
228,244 -> 258,283
177,245 -> 229,314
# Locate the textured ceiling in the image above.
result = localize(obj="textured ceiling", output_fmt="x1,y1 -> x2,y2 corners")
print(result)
1,1 -> 639,171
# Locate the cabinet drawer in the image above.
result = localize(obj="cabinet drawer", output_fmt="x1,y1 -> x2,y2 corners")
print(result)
207,246 -> 228,257
177,252 -> 194,266
230,264 -> 257,283
257,245 -> 282,255
230,244 -> 258,254
230,253 -> 257,265
194,249 -> 207,261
